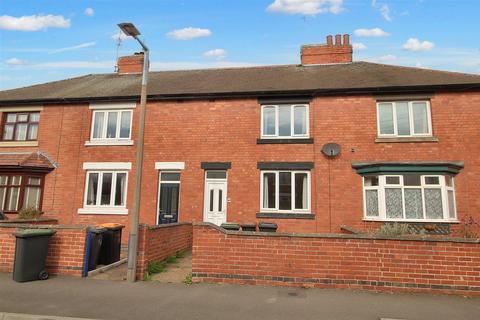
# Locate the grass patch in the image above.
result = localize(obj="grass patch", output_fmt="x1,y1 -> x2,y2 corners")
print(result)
183,273 -> 193,285
165,255 -> 177,264
148,260 -> 167,274
143,272 -> 153,281
175,251 -> 185,259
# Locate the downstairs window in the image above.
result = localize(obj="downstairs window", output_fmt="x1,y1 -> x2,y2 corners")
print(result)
0,174 -> 44,213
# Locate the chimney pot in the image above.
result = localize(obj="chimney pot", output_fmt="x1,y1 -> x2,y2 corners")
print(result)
326,35 -> 333,46
343,34 -> 350,45
335,34 -> 341,45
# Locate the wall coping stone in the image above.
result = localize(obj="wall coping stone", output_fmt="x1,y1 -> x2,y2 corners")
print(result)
0,218 -> 58,224
142,222 -> 192,231
0,223 -> 88,230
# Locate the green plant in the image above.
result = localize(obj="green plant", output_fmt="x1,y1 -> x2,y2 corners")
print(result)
175,251 -> 185,259
165,254 -> 177,264
148,260 -> 166,274
18,207 -> 43,219
143,272 -> 152,281
374,223 -> 412,237
183,273 -> 192,285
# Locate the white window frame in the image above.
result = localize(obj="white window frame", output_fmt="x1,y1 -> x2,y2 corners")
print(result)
86,109 -> 134,146
260,170 -> 311,213
78,170 -> 129,215
363,174 -> 457,222
260,104 -> 309,139
376,101 -> 432,138
157,171 -> 182,224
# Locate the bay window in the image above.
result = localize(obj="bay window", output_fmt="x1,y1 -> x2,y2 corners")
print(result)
0,174 -> 44,212
260,170 -> 310,213
363,174 -> 456,221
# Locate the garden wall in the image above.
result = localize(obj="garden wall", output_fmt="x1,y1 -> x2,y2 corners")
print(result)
136,222 -> 192,279
0,223 -> 87,277
192,223 -> 480,296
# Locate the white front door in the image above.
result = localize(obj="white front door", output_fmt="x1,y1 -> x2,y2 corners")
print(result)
204,172 -> 227,225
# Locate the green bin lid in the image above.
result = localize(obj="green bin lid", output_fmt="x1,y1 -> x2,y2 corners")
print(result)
15,228 -> 57,238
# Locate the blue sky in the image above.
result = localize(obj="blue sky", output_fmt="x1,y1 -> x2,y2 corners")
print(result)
1,0 -> 479,90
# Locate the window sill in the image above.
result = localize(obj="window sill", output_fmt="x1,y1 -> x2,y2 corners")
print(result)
256,212 -> 315,219
78,207 -> 128,215
257,138 -> 313,144
363,218 -> 459,223
375,137 -> 438,143
0,141 -> 38,147
85,140 -> 134,146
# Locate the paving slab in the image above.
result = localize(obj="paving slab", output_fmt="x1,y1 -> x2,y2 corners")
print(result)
0,313 -> 95,320
151,250 -> 192,283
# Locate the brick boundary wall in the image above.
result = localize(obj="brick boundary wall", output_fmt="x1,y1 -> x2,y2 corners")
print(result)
136,222 -> 193,279
0,224 -> 87,277
192,223 -> 480,296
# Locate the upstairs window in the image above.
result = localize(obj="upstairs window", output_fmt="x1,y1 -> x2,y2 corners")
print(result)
2,112 -> 40,141
377,101 -> 431,137
261,104 -> 309,138
91,110 -> 132,141
363,174 -> 456,221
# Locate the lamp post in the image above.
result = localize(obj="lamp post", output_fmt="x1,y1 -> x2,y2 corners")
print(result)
117,22 -> 149,282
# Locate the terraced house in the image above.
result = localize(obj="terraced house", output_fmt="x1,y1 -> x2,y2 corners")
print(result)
1,34 -> 480,237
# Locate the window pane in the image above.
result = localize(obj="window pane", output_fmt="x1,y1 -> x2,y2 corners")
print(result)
425,188 -> 443,219
3,124 -> 14,140
378,103 -> 394,135
365,190 -> 379,217
262,107 -> 276,135
278,172 -> 292,210
93,112 -> 104,138
6,187 -> 20,211
100,173 -> 112,205
0,176 -> 7,185
385,188 -> 403,219
18,114 -> 28,122
15,124 -> 28,140
30,113 -> 40,122
403,175 -> 421,186
262,173 -> 276,209
293,106 -> 307,135
386,176 -> 400,185
404,189 -> 423,219
106,112 -> 118,138
161,172 -> 180,181
445,176 -> 453,187
24,187 -> 41,209
364,176 -> 379,187
120,111 -> 131,138
396,102 -> 410,135
412,102 -> 429,134
6,114 -> 16,123
218,189 -> 223,212
171,186 -> 179,213
28,177 -> 41,186
209,189 -> 214,212
11,176 -> 22,185
28,124 -> 38,140
86,173 -> 98,205
0,187 -> 5,210
425,176 -> 440,185
294,173 -> 308,209
206,171 -> 226,179
114,173 -> 126,206
448,190 -> 455,219
278,106 -> 291,136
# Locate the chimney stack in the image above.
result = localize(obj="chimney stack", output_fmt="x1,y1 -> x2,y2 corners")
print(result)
300,34 -> 353,65
116,52 -> 144,74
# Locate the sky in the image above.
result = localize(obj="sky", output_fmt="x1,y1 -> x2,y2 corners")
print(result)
0,0 -> 479,90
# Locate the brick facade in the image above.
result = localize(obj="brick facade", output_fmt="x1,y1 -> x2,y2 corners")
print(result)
192,223 -> 480,296
0,224 -> 87,276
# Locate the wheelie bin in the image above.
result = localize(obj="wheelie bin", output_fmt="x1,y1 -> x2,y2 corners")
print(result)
97,223 -> 124,265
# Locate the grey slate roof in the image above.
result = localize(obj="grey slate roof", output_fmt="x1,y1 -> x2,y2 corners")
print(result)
0,62 -> 479,104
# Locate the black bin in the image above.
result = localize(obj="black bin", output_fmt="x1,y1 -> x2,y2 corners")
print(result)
13,228 -> 56,282
240,223 -> 256,232
98,224 -> 124,265
258,222 -> 278,232
221,223 -> 240,231
88,227 -> 106,271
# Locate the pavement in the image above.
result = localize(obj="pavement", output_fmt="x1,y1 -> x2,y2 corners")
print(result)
0,273 -> 479,320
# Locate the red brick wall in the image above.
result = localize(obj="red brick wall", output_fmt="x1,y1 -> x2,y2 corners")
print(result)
192,223 -> 480,296
136,222 -> 192,279
0,224 -> 87,276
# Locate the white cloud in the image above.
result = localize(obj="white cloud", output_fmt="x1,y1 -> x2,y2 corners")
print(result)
0,14 -> 70,31
353,28 -> 389,37
266,0 -> 344,15
5,58 -> 28,65
403,38 -> 435,52
84,8 -> 94,17
380,4 -> 391,21
352,42 -> 367,50
112,32 -> 130,41
167,27 -> 212,40
203,49 -> 227,59
49,42 -> 96,54
377,54 -> 396,62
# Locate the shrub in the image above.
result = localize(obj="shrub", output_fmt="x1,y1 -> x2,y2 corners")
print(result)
18,207 -> 43,219
374,223 -> 412,237
148,260 -> 166,274
183,273 -> 192,285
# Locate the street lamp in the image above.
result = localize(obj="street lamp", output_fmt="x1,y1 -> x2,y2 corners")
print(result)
118,22 -> 149,283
